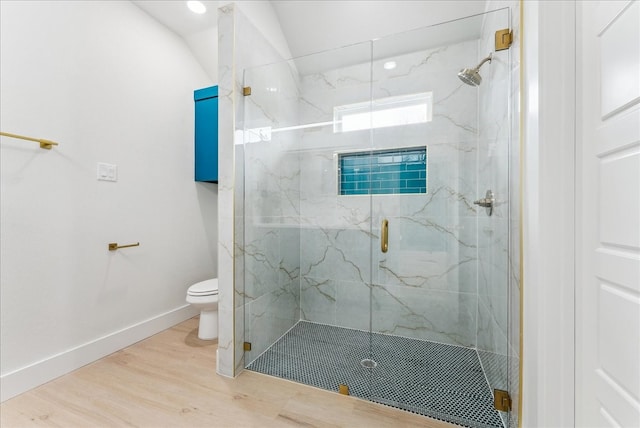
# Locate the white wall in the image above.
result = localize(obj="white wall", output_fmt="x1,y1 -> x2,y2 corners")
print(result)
225,0 -> 293,61
522,1 -> 576,427
185,27 -> 219,82
0,0 -> 216,401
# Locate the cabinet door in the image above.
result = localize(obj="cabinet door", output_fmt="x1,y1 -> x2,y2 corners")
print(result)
194,86 -> 218,182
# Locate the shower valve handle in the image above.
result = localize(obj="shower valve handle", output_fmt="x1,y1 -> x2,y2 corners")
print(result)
473,198 -> 494,208
474,190 -> 495,216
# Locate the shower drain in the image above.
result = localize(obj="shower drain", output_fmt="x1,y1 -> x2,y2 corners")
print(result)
360,358 -> 377,369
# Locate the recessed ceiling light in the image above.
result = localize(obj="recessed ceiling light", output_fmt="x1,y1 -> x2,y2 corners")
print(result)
187,1 -> 206,14
383,61 -> 397,70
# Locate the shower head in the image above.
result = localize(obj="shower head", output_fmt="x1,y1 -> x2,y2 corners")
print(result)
458,67 -> 483,86
458,53 -> 492,87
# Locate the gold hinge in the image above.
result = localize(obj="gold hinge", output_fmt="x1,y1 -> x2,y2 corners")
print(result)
338,384 -> 350,395
494,389 -> 512,412
243,342 -> 252,351
495,29 -> 513,51
243,86 -> 252,96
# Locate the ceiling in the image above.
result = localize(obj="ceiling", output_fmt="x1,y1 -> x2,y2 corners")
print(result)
132,1 -> 219,37
270,1 -> 487,58
133,1 -> 488,78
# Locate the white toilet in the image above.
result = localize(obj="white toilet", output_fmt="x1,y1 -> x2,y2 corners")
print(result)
186,278 -> 219,340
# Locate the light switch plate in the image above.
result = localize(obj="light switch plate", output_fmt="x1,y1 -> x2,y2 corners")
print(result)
97,162 -> 117,182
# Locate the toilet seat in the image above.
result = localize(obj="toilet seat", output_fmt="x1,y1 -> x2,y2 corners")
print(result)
188,278 -> 219,297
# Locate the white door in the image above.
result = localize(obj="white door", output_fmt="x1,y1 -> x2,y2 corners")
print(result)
576,1 -> 640,427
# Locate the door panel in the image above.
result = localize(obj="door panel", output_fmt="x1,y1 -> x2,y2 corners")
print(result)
577,1 -> 640,426
369,8 -> 512,425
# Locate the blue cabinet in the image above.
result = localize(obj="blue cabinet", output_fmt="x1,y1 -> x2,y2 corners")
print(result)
194,85 -> 218,182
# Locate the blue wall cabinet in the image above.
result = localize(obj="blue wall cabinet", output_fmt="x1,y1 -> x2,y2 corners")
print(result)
194,85 -> 218,182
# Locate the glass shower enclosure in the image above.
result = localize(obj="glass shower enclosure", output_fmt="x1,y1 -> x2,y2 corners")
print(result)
238,8 -> 513,428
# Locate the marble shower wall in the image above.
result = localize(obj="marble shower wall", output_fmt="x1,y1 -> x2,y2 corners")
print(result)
242,59 -> 302,365
217,3 -> 235,378
294,42 -> 375,333
217,4 -> 297,376
297,38 -> 481,348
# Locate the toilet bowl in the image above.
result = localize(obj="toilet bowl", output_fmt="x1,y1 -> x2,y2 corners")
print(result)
186,278 -> 219,340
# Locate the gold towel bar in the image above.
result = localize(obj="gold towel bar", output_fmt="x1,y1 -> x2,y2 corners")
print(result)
108,242 -> 140,251
0,131 -> 59,150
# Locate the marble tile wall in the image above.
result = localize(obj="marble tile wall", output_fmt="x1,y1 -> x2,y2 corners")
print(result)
297,39 -> 481,348
217,4 -> 299,376
216,3 -> 235,378
242,59 -> 302,362
296,42 -> 374,335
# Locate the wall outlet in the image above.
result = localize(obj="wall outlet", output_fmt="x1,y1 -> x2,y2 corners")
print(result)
97,163 -> 117,182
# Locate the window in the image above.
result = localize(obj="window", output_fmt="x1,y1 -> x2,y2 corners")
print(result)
334,92 -> 433,133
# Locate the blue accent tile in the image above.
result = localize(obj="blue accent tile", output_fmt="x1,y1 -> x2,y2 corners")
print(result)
407,179 -> 426,188
400,187 -> 420,194
380,164 -> 403,173
339,147 -> 427,196
341,182 -> 355,190
399,171 -> 420,180
406,163 -> 426,171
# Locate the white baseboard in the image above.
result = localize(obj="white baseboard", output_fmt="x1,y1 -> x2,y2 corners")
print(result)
0,304 -> 199,402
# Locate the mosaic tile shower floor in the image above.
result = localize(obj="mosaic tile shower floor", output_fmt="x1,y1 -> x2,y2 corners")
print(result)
247,321 -> 503,428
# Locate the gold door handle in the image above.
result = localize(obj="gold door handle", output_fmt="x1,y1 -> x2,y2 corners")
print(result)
381,219 -> 388,253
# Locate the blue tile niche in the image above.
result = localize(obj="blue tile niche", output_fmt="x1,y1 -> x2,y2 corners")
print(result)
338,147 -> 427,195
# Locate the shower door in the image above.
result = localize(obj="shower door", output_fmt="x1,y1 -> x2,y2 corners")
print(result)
368,9 -> 512,427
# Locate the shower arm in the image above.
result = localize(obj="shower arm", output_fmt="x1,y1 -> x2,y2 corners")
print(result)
474,53 -> 493,71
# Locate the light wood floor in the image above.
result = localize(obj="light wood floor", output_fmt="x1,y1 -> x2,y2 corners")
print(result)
0,317 -> 455,427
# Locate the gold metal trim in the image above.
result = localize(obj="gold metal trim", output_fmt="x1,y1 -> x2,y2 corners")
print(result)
243,342 -> 252,351
108,242 -> 140,251
0,131 -> 59,150
231,5 -> 238,379
338,384 -> 350,395
518,2 -> 524,426
495,28 -> 513,51
243,86 -> 251,96
381,219 -> 389,253
494,389 -> 512,412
